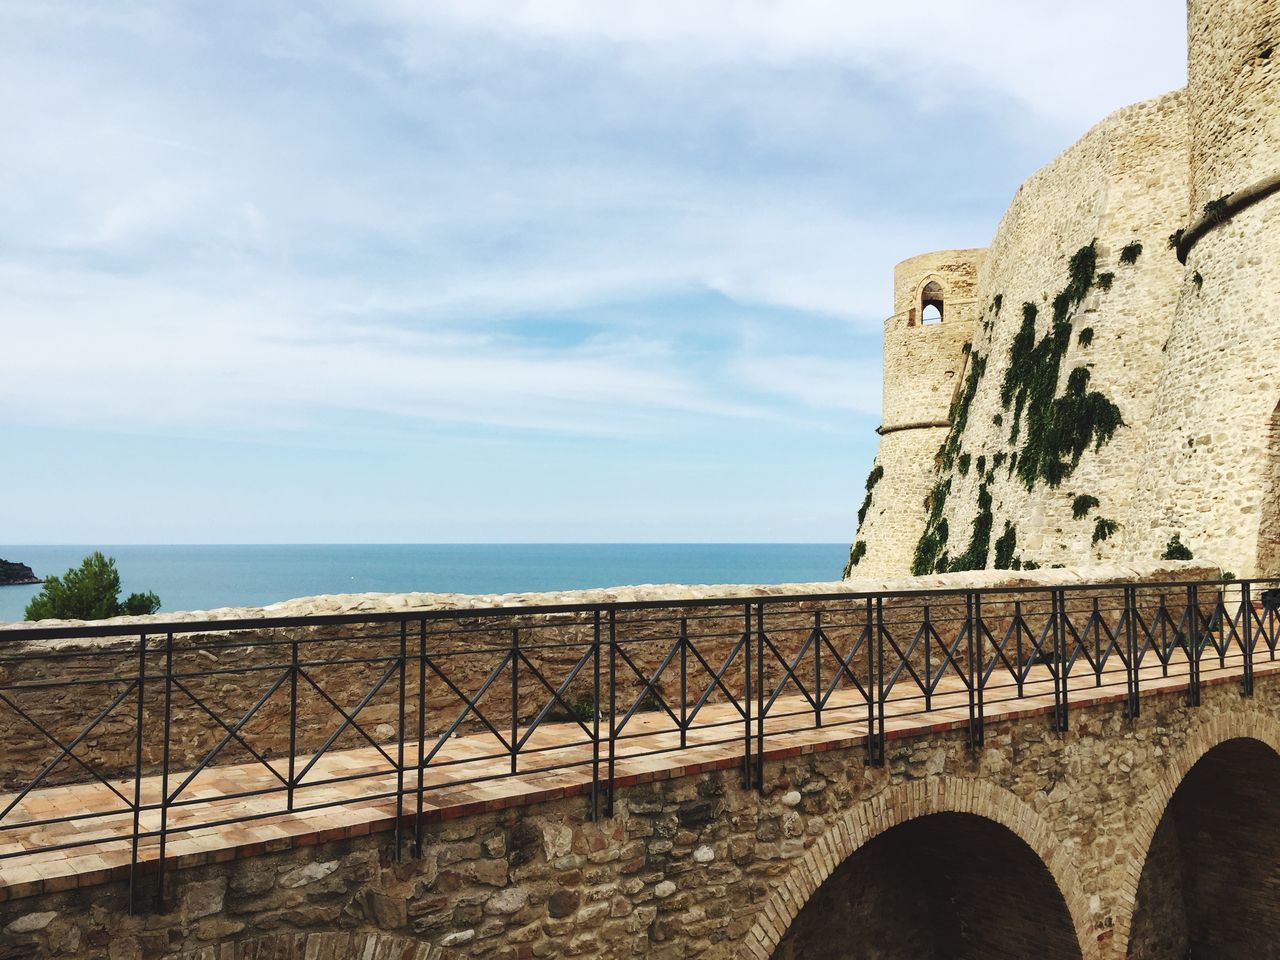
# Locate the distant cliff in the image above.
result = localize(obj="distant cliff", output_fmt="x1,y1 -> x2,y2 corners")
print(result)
0,560 -> 40,586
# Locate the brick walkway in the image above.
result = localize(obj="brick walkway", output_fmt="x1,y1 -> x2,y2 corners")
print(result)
0,652 -> 1268,902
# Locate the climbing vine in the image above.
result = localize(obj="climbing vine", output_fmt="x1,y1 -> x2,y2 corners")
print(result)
993,520 -> 1018,570
907,241 -> 1126,575
1092,517 -> 1119,546
1071,494 -> 1100,520
842,540 -> 868,577
911,478 -> 952,576
947,483 -> 994,572
856,464 -> 885,527
999,243 -> 1124,489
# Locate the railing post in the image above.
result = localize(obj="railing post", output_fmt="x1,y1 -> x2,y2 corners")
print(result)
865,597 -> 879,766
679,616 -> 688,750
606,608 -> 617,817
875,596 -> 886,764
1092,596 -> 1103,688
965,593 -> 977,752
923,603 -> 933,711
128,632 -> 147,915
415,619 -> 427,857
1126,586 -> 1140,719
814,609 -> 823,728
1013,600 -> 1024,699
510,627 -> 520,775
1188,584 -> 1201,707
394,620 -> 407,862
742,603 -> 752,790
1052,590 -> 1068,732
1242,581 -> 1255,697
591,610 -> 601,821
156,631 -> 174,912
287,633 -> 299,811
755,603 -> 765,792
972,592 -> 985,749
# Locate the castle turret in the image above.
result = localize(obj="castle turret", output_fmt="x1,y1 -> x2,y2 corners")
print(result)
845,249 -> 985,577
1134,1 -> 1280,575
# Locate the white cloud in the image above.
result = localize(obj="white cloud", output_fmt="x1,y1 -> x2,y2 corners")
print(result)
348,0 -> 1186,130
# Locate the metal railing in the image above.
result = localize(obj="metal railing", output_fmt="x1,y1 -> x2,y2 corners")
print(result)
1,575 -> 1276,911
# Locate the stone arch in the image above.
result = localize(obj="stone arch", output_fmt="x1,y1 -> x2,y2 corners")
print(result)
176,931 -> 431,959
1118,708 -> 1280,958
920,278 -> 945,324
736,776 -> 1092,960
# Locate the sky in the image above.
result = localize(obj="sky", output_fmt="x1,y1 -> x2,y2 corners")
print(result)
0,1 -> 1186,543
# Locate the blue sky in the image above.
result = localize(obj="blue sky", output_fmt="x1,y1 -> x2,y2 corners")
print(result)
0,1 -> 1185,543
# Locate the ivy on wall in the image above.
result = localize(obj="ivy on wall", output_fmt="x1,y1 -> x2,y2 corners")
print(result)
844,464 -> 886,576
907,240 -> 1128,576
999,243 -> 1124,489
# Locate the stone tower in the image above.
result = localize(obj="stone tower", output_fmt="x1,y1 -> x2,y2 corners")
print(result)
846,249 -> 984,577
1134,0 -> 1280,575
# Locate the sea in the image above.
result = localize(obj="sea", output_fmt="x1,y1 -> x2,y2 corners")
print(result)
0,544 -> 849,624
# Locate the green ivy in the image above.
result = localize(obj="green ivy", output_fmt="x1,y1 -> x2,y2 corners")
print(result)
1192,271 -> 1203,289
1119,241 -> 1143,265
993,520 -> 1018,569
1092,517 -> 1119,545
999,243 -> 1123,489
1071,494 -> 1100,520
911,478 -> 952,576
842,540 -> 868,577
855,464 -> 885,527
976,455 -> 986,476
958,453 -> 971,476
992,293 -> 1003,313
1162,533 -> 1193,561
1077,327 -> 1094,347
940,353 -> 987,470
947,483 -> 994,572
1096,272 -> 1114,291
1168,228 -> 1185,251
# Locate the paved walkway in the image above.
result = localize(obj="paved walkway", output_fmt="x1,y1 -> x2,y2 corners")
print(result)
0,651 -> 1269,901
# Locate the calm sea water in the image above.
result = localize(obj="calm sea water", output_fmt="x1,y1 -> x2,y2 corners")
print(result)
0,544 -> 848,623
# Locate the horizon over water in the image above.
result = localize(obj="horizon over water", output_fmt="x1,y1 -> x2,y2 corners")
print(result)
0,544 -> 848,623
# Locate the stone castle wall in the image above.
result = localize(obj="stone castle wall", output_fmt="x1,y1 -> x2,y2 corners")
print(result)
850,0 -> 1280,580
1131,1 -> 1280,576
930,91 -> 1189,572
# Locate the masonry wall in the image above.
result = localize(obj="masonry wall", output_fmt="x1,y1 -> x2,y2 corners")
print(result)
5,656 -> 1280,960
852,90 -> 1192,576
1130,2 -> 1280,576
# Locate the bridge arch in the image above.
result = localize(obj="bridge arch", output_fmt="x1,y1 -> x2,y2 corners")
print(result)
1123,711 -> 1280,959
737,776 -> 1092,960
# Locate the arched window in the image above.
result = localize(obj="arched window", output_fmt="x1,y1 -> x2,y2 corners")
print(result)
921,280 -> 944,324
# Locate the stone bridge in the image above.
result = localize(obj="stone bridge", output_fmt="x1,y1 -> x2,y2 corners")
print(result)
2,565 -> 1279,960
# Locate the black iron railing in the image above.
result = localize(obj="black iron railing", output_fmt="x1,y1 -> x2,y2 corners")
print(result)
0,575 -> 1276,911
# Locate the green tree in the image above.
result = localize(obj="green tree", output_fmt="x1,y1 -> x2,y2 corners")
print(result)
24,552 -> 161,621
